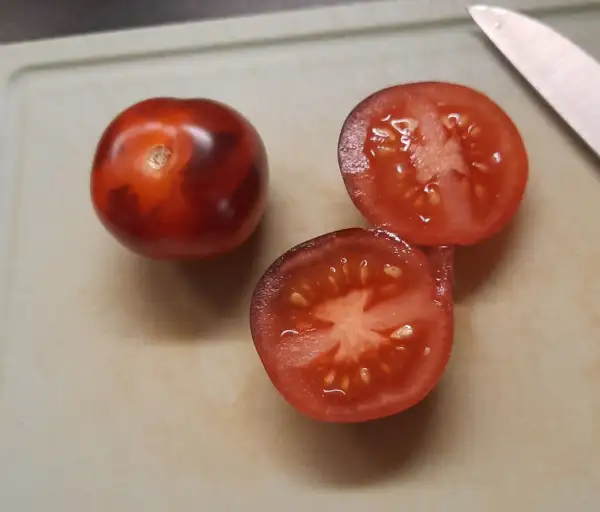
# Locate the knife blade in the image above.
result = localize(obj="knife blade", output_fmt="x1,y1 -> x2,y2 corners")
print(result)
468,5 -> 600,157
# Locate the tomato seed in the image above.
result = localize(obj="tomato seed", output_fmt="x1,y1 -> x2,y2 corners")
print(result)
441,116 -> 454,130
474,184 -> 486,199
383,265 -> 402,279
472,161 -> 490,172
290,292 -> 309,308
359,368 -> 371,384
445,112 -> 467,129
456,114 -> 469,127
391,117 -> 418,134
328,276 -> 339,293
380,362 -> 392,374
376,146 -> 395,155
391,325 -> 414,340
372,127 -> 396,140
360,262 -> 369,285
339,257 -> 349,282
340,375 -> 350,391
324,370 -> 336,386
428,189 -> 441,206
468,124 -> 482,137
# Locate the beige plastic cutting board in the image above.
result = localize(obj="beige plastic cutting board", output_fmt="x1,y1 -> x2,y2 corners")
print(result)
1,0 -> 599,510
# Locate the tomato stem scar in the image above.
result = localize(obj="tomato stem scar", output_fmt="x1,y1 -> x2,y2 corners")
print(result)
146,144 -> 172,171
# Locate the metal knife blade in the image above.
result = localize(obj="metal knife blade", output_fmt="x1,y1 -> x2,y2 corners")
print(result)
468,5 -> 600,157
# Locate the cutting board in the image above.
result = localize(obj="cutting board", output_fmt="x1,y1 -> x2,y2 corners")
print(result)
1,0 -> 599,510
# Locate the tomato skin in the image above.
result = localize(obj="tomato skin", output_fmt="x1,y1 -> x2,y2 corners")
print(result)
423,245 -> 454,307
91,97 -> 268,259
338,82 -> 528,246
250,228 -> 454,423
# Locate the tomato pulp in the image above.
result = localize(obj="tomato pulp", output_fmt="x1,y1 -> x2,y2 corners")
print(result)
91,97 -> 268,259
338,82 -> 528,245
250,228 -> 454,423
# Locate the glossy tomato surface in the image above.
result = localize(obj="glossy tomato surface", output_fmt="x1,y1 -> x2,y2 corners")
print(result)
338,82 -> 528,246
91,98 -> 268,259
250,228 -> 454,423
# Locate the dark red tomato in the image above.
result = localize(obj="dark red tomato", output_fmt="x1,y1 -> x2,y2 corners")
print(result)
91,97 -> 268,259
250,228 -> 454,423
338,82 -> 528,246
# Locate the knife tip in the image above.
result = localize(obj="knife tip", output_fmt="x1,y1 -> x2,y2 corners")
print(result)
467,4 -> 490,17
467,4 -> 509,25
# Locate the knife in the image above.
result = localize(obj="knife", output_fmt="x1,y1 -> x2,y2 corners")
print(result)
468,5 -> 600,157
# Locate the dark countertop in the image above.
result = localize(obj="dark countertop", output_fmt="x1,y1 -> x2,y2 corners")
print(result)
0,0 -> 376,43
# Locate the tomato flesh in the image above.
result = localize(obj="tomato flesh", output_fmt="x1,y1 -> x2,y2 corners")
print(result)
338,82 -> 528,246
250,229 -> 453,423
91,97 -> 268,259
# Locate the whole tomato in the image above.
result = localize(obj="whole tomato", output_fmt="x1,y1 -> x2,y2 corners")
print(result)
90,97 -> 268,259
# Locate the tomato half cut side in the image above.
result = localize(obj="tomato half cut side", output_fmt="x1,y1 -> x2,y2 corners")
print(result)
338,82 -> 529,246
250,228 -> 454,423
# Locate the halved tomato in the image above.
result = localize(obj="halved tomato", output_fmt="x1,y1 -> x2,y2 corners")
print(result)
338,82 -> 528,246
250,228 -> 454,423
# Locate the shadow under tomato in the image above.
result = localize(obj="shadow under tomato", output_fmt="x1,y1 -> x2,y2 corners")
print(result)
265,389 -> 441,487
115,218 -> 268,343
453,214 -> 520,304
174,219 -> 267,309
